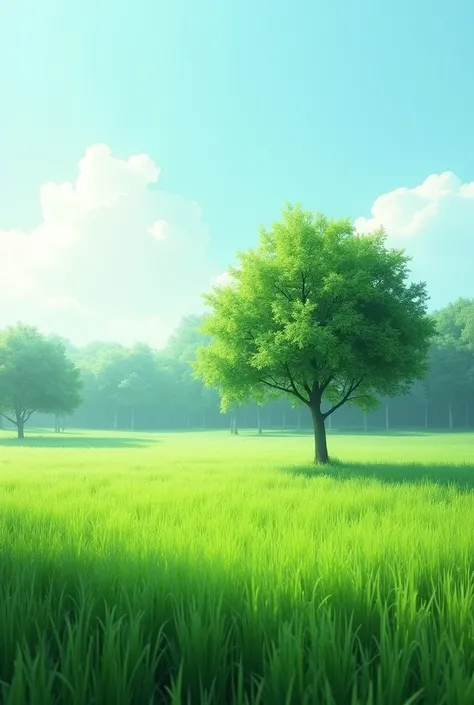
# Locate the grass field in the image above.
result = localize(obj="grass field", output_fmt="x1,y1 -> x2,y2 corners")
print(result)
0,429 -> 473,704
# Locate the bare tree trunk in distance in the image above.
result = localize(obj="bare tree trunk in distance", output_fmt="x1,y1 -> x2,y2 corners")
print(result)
257,406 -> 262,435
113,409 -> 118,430
385,402 -> 390,431
465,401 -> 469,428
310,406 -> 329,464
363,412 -> 368,433
131,407 -> 135,430
424,402 -> 428,430
448,401 -> 453,430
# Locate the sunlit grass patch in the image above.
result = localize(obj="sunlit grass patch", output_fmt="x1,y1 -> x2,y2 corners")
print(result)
0,430 -> 473,704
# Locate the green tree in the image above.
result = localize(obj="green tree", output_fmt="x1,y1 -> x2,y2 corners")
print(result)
87,344 -> 130,429
115,344 -> 160,429
166,315 -> 208,363
426,299 -> 474,427
163,315 -> 217,428
0,324 -> 82,438
194,204 -> 435,463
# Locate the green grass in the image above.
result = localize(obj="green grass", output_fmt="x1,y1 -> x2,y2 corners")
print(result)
0,428 -> 473,704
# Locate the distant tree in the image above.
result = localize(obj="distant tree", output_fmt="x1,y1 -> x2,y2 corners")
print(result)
166,315 -> 208,364
426,299 -> 474,428
0,324 -> 82,438
423,342 -> 470,428
115,344 -> 160,429
194,204 -> 435,463
87,344 -> 130,429
163,315 -> 215,428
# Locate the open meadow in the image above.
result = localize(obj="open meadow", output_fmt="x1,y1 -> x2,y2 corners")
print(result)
0,429 -> 473,704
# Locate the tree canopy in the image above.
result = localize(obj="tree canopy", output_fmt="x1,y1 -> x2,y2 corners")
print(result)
424,299 -> 474,426
0,324 -> 82,438
194,204 -> 435,463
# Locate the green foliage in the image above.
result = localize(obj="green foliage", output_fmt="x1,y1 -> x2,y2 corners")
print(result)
195,205 -> 435,423
425,299 -> 474,404
0,430 -> 472,703
166,315 -> 209,364
0,324 -> 82,435
115,344 -> 162,411
161,316 -> 220,420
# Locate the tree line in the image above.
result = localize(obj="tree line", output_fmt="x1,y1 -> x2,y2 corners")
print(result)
0,206 -> 473,455
0,299 -> 472,440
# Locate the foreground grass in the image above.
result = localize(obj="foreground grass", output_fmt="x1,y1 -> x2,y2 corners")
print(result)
0,429 -> 473,704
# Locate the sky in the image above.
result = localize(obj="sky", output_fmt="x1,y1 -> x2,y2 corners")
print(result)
1,0 -> 474,348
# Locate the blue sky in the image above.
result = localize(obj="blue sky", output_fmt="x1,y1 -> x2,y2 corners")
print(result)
1,0 -> 473,347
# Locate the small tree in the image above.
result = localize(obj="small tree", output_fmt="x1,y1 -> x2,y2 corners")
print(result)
194,204 -> 435,464
426,299 -> 474,428
0,324 -> 82,438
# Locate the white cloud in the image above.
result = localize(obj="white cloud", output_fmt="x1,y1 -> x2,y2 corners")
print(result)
0,144 -> 219,348
3,157 -> 471,347
354,171 -> 474,308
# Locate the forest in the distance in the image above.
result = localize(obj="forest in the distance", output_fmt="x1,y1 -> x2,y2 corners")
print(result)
3,296 -> 470,435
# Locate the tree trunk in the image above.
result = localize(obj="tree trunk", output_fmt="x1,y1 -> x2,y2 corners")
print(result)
385,403 -> 389,431
363,411 -> 368,433
233,411 -> 238,435
61,415 -> 65,432
131,406 -> 135,431
327,413 -> 332,431
282,410 -> 287,429
16,416 -> 24,439
297,409 -> 301,430
448,401 -> 453,430
465,401 -> 469,428
54,414 -> 59,433
113,409 -> 118,430
424,402 -> 429,429
257,406 -> 262,435
310,407 -> 329,464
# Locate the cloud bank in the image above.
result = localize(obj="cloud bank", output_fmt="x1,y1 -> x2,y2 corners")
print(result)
0,144 -> 219,347
2,156 -> 471,348
355,171 -> 474,309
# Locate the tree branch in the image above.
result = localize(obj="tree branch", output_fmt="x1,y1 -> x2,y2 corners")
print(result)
259,379 -> 291,394
259,377 -> 309,404
323,377 -> 364,418
301,271 -> 311,303
273,283 -> 293,302
319,375 -> 334,394
0,412 -> 17,426
282,363 -> 310,403
347,394 -> 372,401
